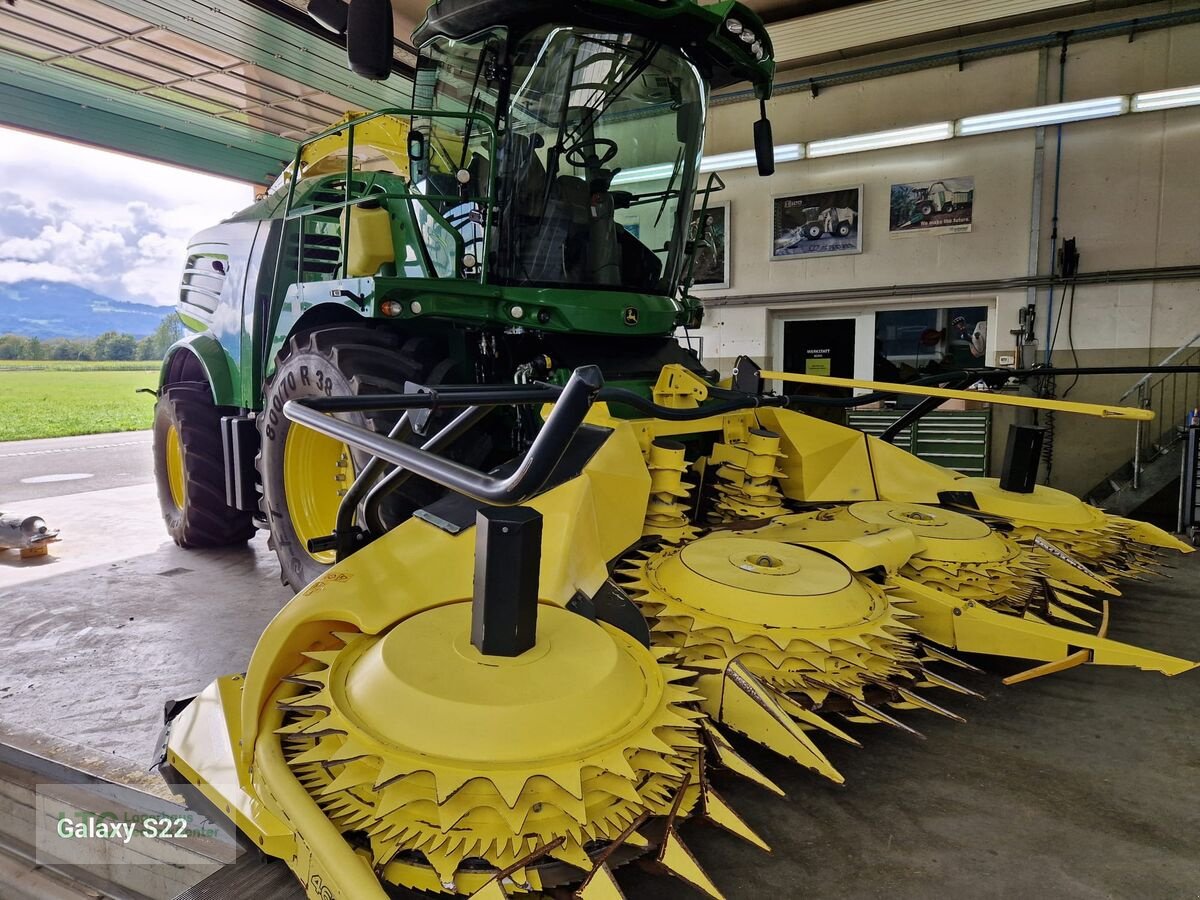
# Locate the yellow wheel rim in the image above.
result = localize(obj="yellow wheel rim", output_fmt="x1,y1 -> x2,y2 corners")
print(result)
165,423 -> 186,510
283,424 -> 353,565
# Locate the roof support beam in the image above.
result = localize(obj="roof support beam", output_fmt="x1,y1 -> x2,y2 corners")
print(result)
0,50 -> 294,184
89,0 -> 412,107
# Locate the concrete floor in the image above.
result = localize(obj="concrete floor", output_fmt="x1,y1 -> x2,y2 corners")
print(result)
0,481 -> 1196,898
1,430 -> 153,502
0,482 -> 288,795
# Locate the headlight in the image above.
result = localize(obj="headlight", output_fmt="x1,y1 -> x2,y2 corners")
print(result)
739,29 -> 756,44
752,42 -> 764,60
725,19 -> 743,34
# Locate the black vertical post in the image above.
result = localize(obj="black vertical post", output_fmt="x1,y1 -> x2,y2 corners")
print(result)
999,425 -> 1045,493
472,506 -> 542,656
1179,422 -> 1200,533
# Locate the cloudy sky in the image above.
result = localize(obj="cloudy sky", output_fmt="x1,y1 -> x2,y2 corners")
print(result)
0,126 -> 255,307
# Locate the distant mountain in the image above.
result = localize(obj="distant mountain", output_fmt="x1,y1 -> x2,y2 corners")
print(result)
0,280 -> 170,339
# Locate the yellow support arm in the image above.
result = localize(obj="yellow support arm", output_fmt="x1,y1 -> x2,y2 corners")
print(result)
759,370 -> 1154,422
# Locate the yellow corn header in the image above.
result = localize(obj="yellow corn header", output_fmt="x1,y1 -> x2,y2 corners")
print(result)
159,363 -> 1193,899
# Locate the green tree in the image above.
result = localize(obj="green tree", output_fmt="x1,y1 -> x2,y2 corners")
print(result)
93,331 -> 138,361
23,336 -> 43,360
108,334 -> 137,361
140,313 -> 183,360
0,335 -> 27,360
47,340 -> 76,361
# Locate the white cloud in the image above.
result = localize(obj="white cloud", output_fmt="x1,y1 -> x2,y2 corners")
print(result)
0,236 -> 51,260
0,126 -> 255,306
136,232 -> 181,260
0,260 -> 80,283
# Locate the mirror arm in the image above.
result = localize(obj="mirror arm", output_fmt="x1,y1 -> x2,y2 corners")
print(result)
754,99 -> 775,177
307,0 -> 348,35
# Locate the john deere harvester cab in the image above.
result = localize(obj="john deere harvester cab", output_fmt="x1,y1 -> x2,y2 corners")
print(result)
153,0 -> 776,589
408,4 -> 769,301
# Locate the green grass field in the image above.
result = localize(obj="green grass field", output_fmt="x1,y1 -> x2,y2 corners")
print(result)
1,368 -> 160,441
0,359 -> 160,371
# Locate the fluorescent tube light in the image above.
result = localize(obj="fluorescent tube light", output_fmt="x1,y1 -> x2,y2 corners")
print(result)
806,122 -> 953,158
1132,84 -> 1200,112
700,143 -> 804,171
613,143 -> 804,184
957,96 -> 1128,135
610,162 -> 676,185
775,143 -> 805,163
698,149 -> 758,172
611,89 -> 1153,186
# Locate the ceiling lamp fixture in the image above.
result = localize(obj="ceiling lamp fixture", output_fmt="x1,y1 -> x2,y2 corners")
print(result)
957,96 -> 1128,135
614,83 -> 1195,185
1131,84 -> 1200,112
610,162 -> 676,186
807,121 -> 954,158
701,143 -> 803,173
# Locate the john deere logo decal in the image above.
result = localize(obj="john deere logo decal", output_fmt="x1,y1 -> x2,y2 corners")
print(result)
623,307 -> 640,326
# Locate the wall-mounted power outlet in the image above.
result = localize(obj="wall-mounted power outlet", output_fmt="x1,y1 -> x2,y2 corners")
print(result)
998,353 -> 1016,366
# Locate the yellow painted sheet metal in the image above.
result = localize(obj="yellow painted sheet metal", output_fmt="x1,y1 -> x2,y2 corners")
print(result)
1109,515 -> 1196,554
298,112 -> 411,179
866,434 -> 963,503
760,370 -> 1155,421
892,575 -> 1196,675
238,418 -> 649,767
696,665 -> 845,784
755,407 -> 878,502
164,676 -> 294,858
255,684 -> 392,900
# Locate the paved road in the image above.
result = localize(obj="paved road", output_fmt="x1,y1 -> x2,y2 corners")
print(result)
0,430 -> 154,504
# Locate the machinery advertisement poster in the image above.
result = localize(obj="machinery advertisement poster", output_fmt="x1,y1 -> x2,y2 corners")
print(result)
690,201 -> 730,290
771,186 -> 863,259
890,176 -> 976,234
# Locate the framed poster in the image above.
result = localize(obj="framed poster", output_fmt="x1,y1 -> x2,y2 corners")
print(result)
890,176 -> 975,234
771,186 -> 863,260
688,201 -> 730,290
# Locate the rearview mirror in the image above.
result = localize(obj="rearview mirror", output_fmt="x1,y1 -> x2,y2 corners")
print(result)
307,0 -> 348,35
407,131 -> 426,162
754,115 -> 775,177
347,0 -> 394,81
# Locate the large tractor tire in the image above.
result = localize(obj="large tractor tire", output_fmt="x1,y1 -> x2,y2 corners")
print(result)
258,326 -> 447,592
153,383 -> 256,548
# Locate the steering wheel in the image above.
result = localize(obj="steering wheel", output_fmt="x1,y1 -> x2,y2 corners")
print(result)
565,138 -> 618,169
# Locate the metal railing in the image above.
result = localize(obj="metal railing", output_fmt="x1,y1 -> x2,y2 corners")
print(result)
283,108 -> 497,283
1118,331 -> 1200,489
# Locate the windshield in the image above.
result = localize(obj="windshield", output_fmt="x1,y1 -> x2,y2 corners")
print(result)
493,27 -> 705,295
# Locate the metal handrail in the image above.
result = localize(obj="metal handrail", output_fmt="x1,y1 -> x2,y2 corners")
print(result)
284,367 -> 603,508
283,107 -> 497,284
1119,330 -> 1200,401
1125,340 -> 1200,490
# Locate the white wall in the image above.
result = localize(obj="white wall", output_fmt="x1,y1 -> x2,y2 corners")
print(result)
693,17 -> 1200,373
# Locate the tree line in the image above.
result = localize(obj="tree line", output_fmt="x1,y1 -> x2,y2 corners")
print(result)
0,314 -> 182,362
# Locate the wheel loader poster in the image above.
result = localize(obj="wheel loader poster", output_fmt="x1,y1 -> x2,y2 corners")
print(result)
890,176 -> 975,234
771,186 -> 863,259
